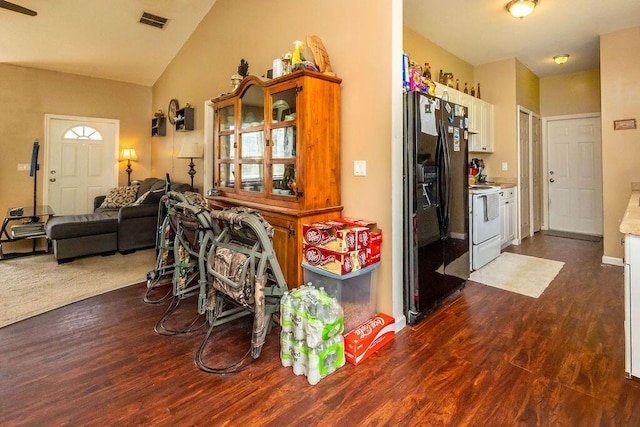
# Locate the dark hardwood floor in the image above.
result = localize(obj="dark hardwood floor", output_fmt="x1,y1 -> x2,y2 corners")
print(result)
1,233 -> 638,426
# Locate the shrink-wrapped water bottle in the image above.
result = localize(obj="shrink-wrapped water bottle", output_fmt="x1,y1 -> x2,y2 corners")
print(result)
280,330 -> 294,368
291,339 -> 308,376
280,291 -> 293,333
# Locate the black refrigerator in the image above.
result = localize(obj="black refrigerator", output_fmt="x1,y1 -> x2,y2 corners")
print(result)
403,90 -> 470,325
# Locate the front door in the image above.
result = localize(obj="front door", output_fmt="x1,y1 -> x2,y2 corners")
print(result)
45,116 -> 119,215
547,116 -> 603,235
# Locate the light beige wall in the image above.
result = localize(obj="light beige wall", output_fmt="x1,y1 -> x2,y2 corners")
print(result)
601,26 -> 640,259
475,59 -> 517,180
540,69 -> 601,117
152,0 -> 395,314
403,26 -> 474,91
0,63 -> 151,223
516,59 -> 540,114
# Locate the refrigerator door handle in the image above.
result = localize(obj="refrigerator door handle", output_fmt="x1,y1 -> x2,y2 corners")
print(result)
435,121 -> 445,232
440,122 -> 451,234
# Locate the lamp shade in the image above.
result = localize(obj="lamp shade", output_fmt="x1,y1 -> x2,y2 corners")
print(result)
506,0 -> 537,18
119,148 -> 138,161
177,143 -> 203,159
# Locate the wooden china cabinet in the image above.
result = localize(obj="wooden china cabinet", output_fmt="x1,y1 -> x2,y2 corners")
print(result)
208,69 -> 342,288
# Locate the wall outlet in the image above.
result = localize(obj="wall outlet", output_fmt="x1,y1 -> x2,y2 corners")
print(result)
501,162 -> 508,171
354,160 -> 366,176
17,163 -> 30,171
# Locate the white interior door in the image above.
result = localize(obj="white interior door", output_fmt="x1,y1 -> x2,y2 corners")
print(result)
547,116 -> 603,235
45,116 -> 119,215
519,110 -> 530,240
532,116 -> 542,233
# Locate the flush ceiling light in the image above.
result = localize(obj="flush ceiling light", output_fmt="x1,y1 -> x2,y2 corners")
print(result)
506,0 -> 538,18
553,54 -> 570,65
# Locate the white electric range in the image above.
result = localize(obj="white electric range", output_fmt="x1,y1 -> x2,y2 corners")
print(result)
469,185 -> 501,271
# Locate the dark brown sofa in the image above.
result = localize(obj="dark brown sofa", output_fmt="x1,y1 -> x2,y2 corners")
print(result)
46,177 -> 192,263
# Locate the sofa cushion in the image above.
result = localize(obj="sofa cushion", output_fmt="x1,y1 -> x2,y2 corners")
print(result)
46,211 -> 119,240
137,177 -> 165,198
99,186 -> 139,209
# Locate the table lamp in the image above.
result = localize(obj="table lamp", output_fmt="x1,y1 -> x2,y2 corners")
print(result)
177,143 -> 203,191
119,148 -> 138,186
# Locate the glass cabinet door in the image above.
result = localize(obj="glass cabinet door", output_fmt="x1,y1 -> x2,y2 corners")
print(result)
241,85 -> 264,128
218,105 -> 235,131
271,88 -> 297,123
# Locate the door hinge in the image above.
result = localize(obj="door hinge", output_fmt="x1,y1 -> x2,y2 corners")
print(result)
296,191 -> 303,199
288,227 -> 296,236
296,85 -> 303,93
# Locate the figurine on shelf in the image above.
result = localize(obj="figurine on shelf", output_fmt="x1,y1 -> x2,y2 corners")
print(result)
291,39 -> 319,72
230,73 -> 242,92
238,58 -> 249,77
306,35 -> 335,76
292,40 -> 305,65
282,52 -> 292,74
154,109 -> 165,119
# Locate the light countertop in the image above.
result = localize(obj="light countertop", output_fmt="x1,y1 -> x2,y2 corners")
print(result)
620,188 -> 640,235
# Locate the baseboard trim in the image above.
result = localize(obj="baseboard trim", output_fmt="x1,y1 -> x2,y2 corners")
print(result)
602,256 -> 624,266
394,314 -> 407,332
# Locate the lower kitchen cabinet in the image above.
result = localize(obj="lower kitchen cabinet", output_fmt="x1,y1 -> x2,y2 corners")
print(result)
207,196 -> 342,288
625,234 -> 640,379
500,187 -> 516,249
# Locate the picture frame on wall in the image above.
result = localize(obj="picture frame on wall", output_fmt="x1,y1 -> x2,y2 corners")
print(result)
613,118 -> 636,130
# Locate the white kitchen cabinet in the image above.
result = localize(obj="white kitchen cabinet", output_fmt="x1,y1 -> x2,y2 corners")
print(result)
499,187 -> 516,249
469,100 -> 494,153
433,82 -> 493,152
624,234 -> 640,379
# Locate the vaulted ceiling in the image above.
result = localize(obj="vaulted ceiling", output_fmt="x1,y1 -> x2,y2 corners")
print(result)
1,0 -> 640,87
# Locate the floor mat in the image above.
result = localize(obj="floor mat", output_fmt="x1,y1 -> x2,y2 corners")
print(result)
469,252 -> 564,298
543,230 -> 602,242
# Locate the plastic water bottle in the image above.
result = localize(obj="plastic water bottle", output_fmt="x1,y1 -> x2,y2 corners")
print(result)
280,331 -> 294,368
280,291 -> 293,333
292,339 -> 308,376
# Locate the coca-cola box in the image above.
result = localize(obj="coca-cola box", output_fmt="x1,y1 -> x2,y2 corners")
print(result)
301,261 -> 381,332
302,221 -> 369,253
344,313 -> 395,366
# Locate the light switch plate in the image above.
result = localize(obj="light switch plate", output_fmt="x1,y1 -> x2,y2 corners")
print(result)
354,160 -> 366,176
501,162 -> 508,171
17,163 -> 30,171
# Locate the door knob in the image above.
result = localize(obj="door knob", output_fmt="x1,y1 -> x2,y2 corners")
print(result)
550,178 -> 555,183
49,178 -> 56,182
549,171 -> 554,175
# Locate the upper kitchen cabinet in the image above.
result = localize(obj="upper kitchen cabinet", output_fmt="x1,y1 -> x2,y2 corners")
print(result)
434,82 -> 494,153
469,101 -> 494,153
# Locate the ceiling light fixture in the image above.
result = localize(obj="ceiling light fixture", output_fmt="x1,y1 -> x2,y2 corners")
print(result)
553,54 -> 570,65
506,0 -> 538,18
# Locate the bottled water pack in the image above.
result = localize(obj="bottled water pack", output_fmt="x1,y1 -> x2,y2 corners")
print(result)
280,284 -> 345,385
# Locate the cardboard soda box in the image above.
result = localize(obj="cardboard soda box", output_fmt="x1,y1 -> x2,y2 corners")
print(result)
344,313 -> 395,366
302,221 -> 369,253
333,217 -> 383,264
302,244 -> 367,275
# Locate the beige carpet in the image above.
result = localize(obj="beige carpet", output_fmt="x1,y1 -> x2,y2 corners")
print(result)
469,252 -> 565,298
0,250 -> 157,328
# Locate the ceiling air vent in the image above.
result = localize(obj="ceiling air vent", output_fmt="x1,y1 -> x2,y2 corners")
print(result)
139,12 -> 168,29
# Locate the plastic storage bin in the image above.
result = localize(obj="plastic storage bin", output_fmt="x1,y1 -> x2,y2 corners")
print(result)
302,262 -> 380,332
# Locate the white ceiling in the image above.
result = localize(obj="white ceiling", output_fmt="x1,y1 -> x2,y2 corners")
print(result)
0,0 -> 217,86
1,0 -> 639,86
404,0 -> 640,77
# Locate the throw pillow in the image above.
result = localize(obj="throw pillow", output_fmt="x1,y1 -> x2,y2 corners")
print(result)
132,189 -> 164,206
99,186 -> 139,209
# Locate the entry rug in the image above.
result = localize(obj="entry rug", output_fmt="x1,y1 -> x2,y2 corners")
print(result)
469,252 -> 564,298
